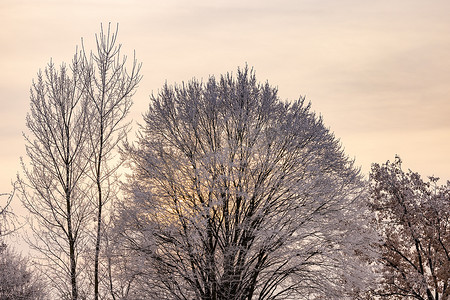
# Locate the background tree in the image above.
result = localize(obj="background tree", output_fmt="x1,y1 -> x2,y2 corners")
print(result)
370,156 -> 450,300
0,245 -> 47,300
1,182 -> 46,299
119,67 -> 375,299
80,23 -> 141,300
18,54 -> 90,300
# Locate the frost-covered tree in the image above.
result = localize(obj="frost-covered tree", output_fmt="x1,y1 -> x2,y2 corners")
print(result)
119,67 -> 375,299
19,53 -> 90,300
19,24 -> 141,300
1,184 -> 46,299
370,156 -> 450,300
0,245 -> 46,300
80,23 -> 141,300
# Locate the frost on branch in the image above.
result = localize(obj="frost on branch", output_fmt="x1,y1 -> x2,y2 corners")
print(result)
117,66 -> 376,299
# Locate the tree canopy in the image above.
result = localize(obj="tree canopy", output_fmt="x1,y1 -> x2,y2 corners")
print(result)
117,66 -> 374,300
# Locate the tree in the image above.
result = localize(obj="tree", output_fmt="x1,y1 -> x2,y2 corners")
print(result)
1,185 -> 46,299
80,23 -> 141,300
0,244 -> 46,300
119,66 -> 374,299
19,53 -> 90,300
370,156 -> 450,300
19,24 -> 141,300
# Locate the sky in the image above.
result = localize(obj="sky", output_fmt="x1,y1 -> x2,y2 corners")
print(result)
1,0 -> 450,202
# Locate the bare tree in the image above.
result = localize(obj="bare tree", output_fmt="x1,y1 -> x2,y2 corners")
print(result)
18,53 -> 90,300
80,23 -> 142,300
19,24 -> 141,299
119,67 -> 374,299
370,156 -> 450,300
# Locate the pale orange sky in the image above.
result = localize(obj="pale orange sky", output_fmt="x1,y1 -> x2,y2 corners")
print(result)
1,0 -> 450,201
